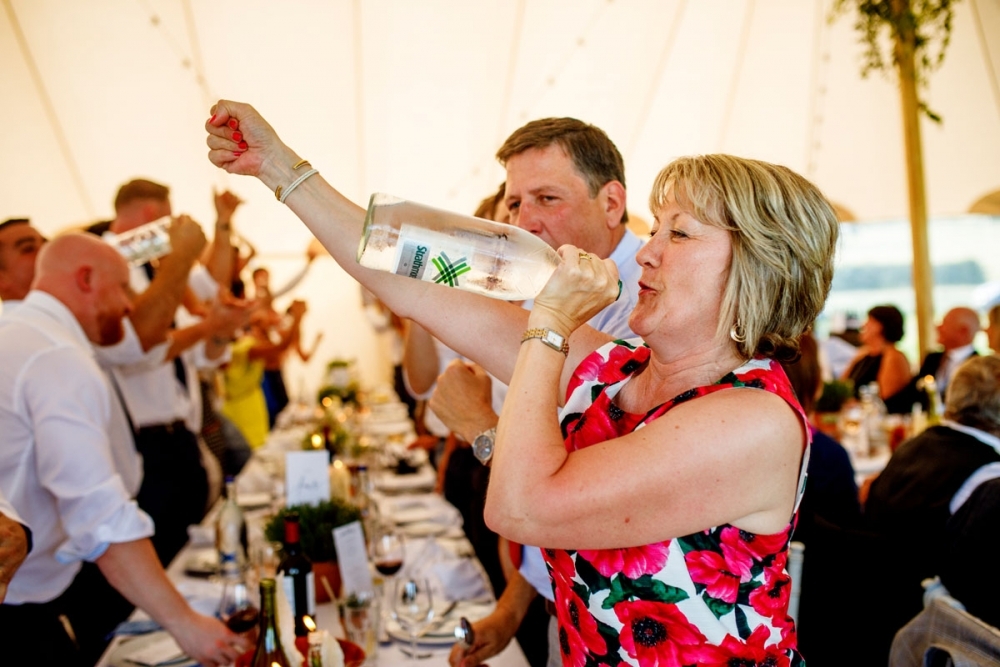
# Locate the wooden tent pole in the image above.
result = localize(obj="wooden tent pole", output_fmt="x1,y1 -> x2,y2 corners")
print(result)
892,0 -> 936,358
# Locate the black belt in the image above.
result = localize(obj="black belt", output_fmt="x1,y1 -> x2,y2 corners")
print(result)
138,420 -> 187,435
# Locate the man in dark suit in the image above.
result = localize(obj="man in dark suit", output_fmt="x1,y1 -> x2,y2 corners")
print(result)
886,306 -> 980,413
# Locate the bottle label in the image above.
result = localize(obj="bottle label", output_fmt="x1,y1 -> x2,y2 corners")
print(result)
394,224 -> 475,288
282,571 -> 317,615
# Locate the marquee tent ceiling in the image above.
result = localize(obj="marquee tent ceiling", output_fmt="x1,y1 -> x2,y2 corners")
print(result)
2,0 -> 998,388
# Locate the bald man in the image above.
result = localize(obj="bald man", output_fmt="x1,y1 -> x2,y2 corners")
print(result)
0,233 -> 246,666
888,307 -> 982,414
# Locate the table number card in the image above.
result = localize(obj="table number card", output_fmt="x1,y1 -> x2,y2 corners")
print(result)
285,450 -> 331,507
333,521 -> 374,596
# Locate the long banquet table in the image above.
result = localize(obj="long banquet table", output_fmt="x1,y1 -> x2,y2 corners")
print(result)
96,420 -> 529,667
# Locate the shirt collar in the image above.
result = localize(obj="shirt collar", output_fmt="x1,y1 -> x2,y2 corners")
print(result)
941,419 -> 1000,455
945,344 -> 975,362
11,291 -> 94,354
609,228 -> 644,268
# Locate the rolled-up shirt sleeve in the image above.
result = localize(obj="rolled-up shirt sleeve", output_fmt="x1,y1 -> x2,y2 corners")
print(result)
24,347 -> 153,563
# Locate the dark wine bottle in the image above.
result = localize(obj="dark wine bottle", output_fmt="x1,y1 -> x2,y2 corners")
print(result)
251,578 -> 291,667
276,512 -> 315,637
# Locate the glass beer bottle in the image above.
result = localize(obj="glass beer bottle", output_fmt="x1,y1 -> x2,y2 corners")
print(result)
357,193 -> 559,300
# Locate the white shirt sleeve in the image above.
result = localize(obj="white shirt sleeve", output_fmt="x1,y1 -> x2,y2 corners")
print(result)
0,490 -> 25,527
24,347 -> 153,562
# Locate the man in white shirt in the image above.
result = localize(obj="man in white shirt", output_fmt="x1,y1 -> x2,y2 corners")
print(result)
434,118 -> 643,667
0,233 -> 245,666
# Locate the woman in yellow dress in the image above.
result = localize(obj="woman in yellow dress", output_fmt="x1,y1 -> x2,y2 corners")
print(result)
222,299 -> 307,448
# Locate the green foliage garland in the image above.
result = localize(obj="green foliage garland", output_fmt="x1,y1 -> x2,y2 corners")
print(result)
832,0 -> 957,122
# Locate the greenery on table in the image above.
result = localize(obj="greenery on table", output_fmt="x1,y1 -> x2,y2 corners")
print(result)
832,0 -> 957,122
317,383 -> 359,406
817,379 -> 855,413
264,499 -> 362,563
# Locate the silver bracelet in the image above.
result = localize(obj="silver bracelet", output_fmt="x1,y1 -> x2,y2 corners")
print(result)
278,168 -> 319,204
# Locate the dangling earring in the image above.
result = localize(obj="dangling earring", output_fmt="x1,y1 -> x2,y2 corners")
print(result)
730,321 -> 747,344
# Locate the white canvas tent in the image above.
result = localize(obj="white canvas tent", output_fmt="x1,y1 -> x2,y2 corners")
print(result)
3,0 -> 999,394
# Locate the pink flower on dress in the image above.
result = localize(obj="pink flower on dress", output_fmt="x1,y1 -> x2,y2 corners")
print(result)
615,599 -> 714,667
700,625 -> 792,667
565,397 -> 624,451
748,552 -> 792,618
566,351 -> 605,398
719,526 -> 790,579
551,572 -> 607,667
685,549 -> 742,603
578,542 -> 671,579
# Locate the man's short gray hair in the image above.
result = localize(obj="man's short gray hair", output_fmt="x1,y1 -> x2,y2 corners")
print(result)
944,355 -> 1000,437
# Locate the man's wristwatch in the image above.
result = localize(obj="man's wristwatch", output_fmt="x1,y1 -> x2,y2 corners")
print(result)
472,427 -> 497,465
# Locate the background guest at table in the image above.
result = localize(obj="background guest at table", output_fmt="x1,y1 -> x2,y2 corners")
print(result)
940,475 -> 1000,630
987,303 -> 1000,354
842,304 -> 912,407
0,218 -> 45,310
0,233 -> 245,667
862,355 -> 1000,659
887,306 -> 981,414
0,492 -> 30,604
779,331 -> 861,660
206,100 -> 837,663
222,299 -> 307,448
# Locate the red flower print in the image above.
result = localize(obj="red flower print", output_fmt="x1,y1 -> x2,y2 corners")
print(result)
579,542 -> 671,579
700,625 -> 792,667
748,553 -> 792,618
615,599 -> 714,667
685,550 -> 741,603
567,351 -> 604,398
552,573 -> 607,667
597,344 -> 641,384
542,548 -> 578,582
565,395 -> 624,452
719,526 -> 790,578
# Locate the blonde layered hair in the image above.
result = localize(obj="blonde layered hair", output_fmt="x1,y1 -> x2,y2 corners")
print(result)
649,154 -> 839,361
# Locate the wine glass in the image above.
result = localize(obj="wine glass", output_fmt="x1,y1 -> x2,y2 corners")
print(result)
370,528 -> 405,578
218,577 -> 260,644
390,577 -> 434,659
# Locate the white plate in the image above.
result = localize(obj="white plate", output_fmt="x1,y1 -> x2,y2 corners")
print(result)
397,521 -> 451,538
391,506 -> 437,524
236,492 -> 272,509
182,547 -> 218,577
105,631 -> 197,667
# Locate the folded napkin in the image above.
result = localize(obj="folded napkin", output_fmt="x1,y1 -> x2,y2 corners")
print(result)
429,559 -> 491,602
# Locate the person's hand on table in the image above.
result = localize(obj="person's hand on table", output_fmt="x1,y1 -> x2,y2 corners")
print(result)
448,609 -> 518,667
166,610 -> 248,667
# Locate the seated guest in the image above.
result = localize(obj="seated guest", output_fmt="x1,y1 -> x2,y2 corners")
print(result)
887,306 -> 981,413
941,475 -> 1000,630
863,355 -> 1000,656
781,332 -> 861,543
985,303 -> 1000,354
0,233 -> 245,666
842,304 -> 912,407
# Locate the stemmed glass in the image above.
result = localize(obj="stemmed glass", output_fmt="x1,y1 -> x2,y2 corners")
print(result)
390,577 -> 434,659
218,577 -> 260,644
370,527 -> 405,579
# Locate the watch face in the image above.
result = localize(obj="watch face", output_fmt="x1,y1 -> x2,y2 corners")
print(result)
543,330 -> 564,347
473,434 -> 494,464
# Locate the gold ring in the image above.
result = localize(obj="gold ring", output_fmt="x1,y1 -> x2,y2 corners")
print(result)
579,252 -> 591,260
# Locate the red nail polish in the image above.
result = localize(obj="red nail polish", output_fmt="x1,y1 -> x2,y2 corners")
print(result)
238,141 -> 248,150
228,119 -> 239,130
232,131 -> 242,142
233,151 -> 243,157
209,114 -> 217,124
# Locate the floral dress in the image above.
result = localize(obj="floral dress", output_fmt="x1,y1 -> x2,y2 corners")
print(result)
543,339 -> 809,667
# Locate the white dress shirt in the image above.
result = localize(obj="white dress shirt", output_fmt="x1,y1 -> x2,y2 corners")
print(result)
0,292 -> 154,604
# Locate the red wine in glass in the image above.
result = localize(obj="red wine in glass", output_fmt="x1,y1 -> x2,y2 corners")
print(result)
375,559 -> 403,576
225,605 -> 260,633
